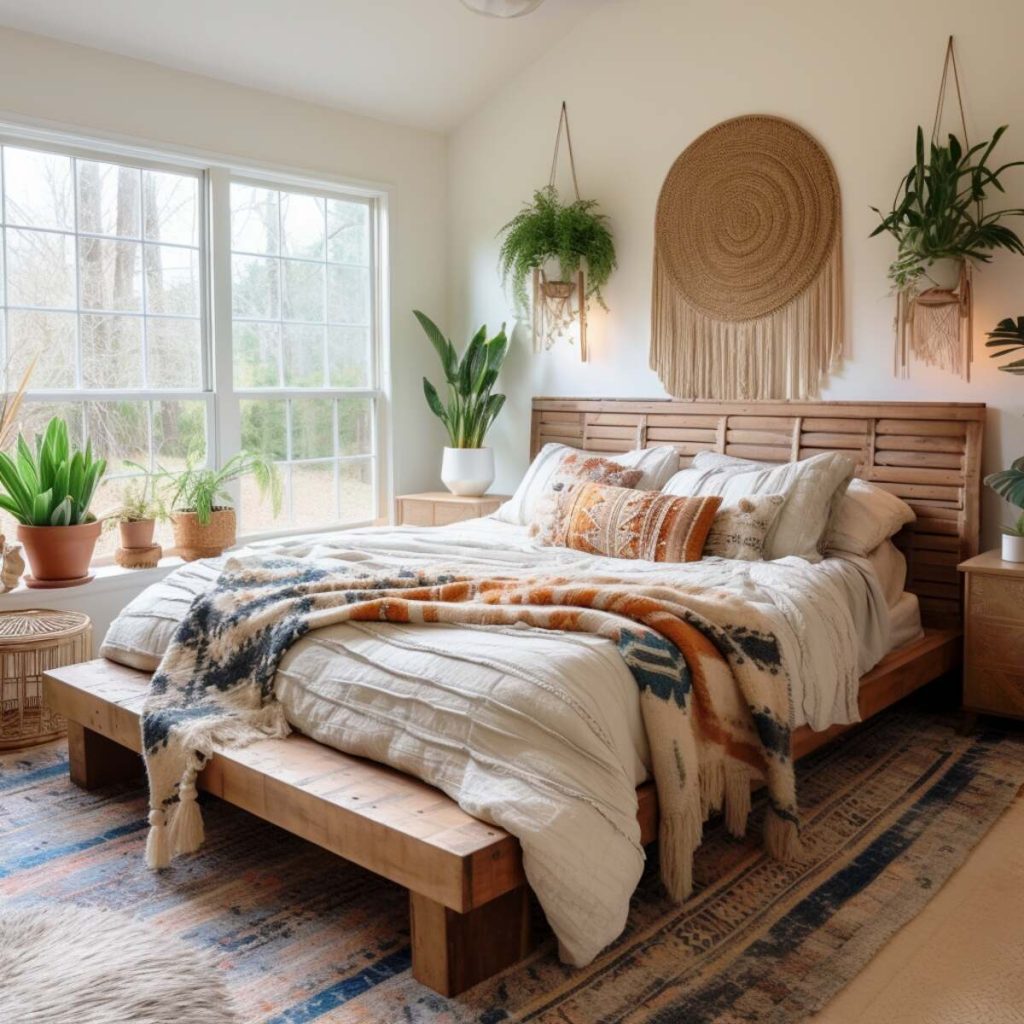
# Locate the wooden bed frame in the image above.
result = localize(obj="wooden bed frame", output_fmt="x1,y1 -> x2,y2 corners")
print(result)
42,397 -> 984,997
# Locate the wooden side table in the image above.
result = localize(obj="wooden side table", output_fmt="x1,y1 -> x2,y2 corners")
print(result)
0,610 -> 92,749
395,492 -> 510,527
958,551 -> 1024,721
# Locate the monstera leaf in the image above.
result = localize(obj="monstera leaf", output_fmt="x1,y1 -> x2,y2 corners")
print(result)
985,317 -> 1024,375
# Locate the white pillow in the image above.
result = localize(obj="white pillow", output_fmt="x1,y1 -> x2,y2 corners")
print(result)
661,450 -> 855,562
826,478 -> 916,556
494,443 -> 680,525
865,539 -> 907,608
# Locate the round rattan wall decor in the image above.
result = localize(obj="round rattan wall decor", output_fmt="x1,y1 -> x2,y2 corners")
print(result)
650,114 -> 844,400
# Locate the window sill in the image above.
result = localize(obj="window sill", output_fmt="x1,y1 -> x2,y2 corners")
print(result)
0,556 -> 184,604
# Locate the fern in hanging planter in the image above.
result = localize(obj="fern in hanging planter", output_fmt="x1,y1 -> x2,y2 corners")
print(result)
498,185 -> 616,315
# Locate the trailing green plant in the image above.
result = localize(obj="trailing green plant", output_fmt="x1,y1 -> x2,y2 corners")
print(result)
985,455 -> 1024,537
498,186 -> 616,313
0,417 -> 106,526
415,310 -> 508,449
984,316 -> 1024,375
871,126 -> 1024,289
161,451 -> 282,526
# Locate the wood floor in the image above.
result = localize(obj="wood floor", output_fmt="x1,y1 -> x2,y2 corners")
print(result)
813,787 -> 1024,1024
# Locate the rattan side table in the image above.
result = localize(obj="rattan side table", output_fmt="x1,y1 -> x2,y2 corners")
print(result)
0,610 -> 92,750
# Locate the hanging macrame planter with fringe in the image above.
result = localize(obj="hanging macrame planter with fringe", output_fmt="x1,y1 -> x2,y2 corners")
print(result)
650,114 -> 843,400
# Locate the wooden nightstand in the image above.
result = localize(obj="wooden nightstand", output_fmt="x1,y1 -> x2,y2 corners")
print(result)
395,492 -> 509,527
958,551 -> 1024,720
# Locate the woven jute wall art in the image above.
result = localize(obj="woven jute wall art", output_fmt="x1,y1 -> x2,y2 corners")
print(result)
651,115 -> 843,400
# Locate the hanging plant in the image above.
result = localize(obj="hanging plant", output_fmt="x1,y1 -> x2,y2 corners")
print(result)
498,185 -> 616,314
870,124 -> 1024,290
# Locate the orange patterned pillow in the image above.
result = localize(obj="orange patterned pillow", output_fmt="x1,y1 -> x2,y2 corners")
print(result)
549,481 -> 721,562
528,453 -> 645,543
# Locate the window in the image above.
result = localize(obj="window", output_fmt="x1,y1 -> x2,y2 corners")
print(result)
230,182 -> 377,532
0,129 -> 386,555
0,144 -> 207,551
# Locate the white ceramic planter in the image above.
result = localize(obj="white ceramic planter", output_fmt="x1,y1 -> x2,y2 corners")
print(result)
923,258 -> 963,290
1001,532 -> 1024,563
441,447 -> 494,497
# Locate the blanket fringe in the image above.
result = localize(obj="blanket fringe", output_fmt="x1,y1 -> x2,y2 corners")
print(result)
763,807 -> 802,863
145,809 -> 171,870
170,780 -> 204,855
659,804 -> 703,902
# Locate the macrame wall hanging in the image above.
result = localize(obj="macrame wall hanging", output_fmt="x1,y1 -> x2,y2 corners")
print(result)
895,37 -> 974,381
650,115 -> 843,400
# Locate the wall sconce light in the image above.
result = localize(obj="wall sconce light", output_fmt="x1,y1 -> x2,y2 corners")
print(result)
532,268 -> 588,361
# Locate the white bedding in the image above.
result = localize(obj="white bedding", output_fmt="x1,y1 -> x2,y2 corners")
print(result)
101,515 -> 898,965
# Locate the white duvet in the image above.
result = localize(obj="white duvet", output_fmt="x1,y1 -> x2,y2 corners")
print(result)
102,517 -> 894,965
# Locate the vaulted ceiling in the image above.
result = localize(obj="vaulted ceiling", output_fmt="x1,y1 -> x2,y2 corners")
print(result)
0,0 -> 603,132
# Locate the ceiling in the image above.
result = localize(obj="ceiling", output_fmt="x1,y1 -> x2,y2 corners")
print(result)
0,0 -> 602,132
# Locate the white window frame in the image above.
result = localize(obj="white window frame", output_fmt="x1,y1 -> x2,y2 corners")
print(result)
0,121 -> 392,547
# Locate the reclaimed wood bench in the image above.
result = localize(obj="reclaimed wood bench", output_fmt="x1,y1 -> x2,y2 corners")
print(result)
43,630 -> 958,995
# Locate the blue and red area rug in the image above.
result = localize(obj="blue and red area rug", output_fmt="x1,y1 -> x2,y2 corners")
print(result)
1,710 -> 1022,1024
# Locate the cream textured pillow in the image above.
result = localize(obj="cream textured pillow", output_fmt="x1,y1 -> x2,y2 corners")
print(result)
494,443 -> 679,525
827,478 -> 916,556
704,494 -> 786,560
661,450 -> 855,562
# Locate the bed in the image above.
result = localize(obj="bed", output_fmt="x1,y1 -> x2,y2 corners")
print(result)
42,396 -> 983,996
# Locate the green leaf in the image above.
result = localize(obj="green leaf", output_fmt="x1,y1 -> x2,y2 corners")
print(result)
413,310 -> 458,383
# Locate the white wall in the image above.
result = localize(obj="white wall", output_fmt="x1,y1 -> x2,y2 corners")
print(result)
448,0 -> 1024,546
0,25 -> 449,502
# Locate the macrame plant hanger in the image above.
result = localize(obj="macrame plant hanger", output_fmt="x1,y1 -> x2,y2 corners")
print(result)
896,35 -> 974,381
533,101 -> 588,360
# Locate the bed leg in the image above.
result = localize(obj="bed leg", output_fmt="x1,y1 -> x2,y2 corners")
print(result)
409,886 -> 533,996
66,720 -> 143,789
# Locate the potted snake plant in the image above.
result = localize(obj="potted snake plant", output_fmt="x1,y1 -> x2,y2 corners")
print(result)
414,310 -> 508,496
0,417 -> 107,587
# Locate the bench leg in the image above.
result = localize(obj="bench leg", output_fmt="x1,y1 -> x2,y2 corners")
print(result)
409,886 -> 533,996
67,720 -> 144,789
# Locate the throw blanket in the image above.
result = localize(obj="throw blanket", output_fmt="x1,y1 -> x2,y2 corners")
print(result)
142,557 -> 800,902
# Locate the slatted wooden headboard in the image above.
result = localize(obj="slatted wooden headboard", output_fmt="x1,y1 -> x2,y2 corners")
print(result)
531,398 -> 985,630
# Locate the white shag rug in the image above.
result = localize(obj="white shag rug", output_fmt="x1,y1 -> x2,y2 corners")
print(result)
0,903 -> 238,1024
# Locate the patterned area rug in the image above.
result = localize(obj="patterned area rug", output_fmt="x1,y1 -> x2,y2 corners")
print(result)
1,710 -> 1022,1024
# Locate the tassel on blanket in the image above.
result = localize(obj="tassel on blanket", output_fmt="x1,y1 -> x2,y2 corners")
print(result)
723,766 -> 752,839
170,781 -> 204,856
763,807 -> 802,863
145,808 -> 171,870
659,803 -> 703,902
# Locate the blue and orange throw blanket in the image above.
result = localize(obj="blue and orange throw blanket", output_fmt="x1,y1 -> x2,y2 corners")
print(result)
141,557 -> 800,901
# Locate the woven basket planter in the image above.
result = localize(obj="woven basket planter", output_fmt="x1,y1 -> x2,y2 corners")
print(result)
171,508 -> 236,562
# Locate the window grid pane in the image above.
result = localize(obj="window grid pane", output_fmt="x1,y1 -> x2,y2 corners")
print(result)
232,178 -> 376,533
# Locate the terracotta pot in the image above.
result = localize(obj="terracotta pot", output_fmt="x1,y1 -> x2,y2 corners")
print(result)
171,508 -> 237,562
17,520 -> 102,585
119,518 -> 156,549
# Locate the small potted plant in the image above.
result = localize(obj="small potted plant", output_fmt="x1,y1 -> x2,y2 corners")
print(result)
871,126 -> 1024,292
498,185 -> 616,316
0,417 -> 106,586
414,310 -> 508,496
163,451 -> 282,561
114,469 -> 166,550
986,457 -> 1024,562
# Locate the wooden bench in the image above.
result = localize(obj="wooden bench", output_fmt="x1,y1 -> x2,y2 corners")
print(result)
43,629 -> 959,995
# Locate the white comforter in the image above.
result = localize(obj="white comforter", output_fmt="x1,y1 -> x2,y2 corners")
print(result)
101,517 -> 891,965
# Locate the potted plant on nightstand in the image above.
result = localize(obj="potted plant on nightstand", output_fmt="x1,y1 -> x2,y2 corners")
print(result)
414,310 -> 509,497
163,451 -> 282,561
0,417 -> 107,587
985,457 -> 1024,562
